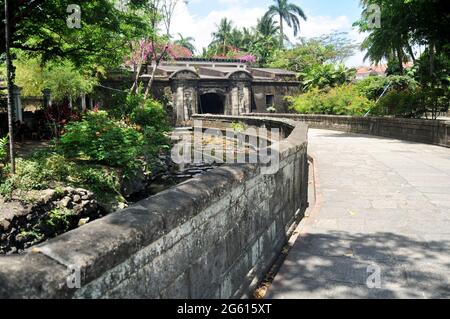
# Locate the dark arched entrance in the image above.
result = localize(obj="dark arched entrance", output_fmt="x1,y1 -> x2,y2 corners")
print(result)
199,93 -> 225,114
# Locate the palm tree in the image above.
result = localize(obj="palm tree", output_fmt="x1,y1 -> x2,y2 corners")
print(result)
174,33 -> 196,54
211,18 -> 233,54
256,15 -> 279,38
264,0 -> 307,48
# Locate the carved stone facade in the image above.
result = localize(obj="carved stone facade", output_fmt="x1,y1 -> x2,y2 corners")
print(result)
96,59 -> 300,125
148,59 -> 300,124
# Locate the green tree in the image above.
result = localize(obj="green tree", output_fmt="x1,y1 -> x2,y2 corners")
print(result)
268,32 -> 357,72
210,18 -> 234,55
0,0 -> 150,70
14,55 -> 97,102
256,15 -> 280,38
174,33 -> 196,54
264,0 -> 307,48
300,63 -> 356,91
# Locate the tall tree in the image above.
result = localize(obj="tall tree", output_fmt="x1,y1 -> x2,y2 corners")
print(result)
355,0 -> 411,74
142,0 -> 181,100
0,0 -> 150,69
264,0 -> 307,48
210,18 -> 233,55
256,15 -> 279,38
3,0 -> 14,173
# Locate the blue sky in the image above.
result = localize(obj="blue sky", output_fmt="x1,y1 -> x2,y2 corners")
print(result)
170,0 -> 368,66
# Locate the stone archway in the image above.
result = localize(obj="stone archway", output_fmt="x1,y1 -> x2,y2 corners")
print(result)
199,93 -> 225,114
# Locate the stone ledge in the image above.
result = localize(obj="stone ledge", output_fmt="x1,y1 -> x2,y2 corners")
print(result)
246,113 -> 450,148
0,116 -> 308,299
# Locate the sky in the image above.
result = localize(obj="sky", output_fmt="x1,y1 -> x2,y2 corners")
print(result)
170,0 -> 368,67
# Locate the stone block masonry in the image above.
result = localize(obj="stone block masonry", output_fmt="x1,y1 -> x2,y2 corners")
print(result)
247,113 -> 450,148
0,116 -> 309,299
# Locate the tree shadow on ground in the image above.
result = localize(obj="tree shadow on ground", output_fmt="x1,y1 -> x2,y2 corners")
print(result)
267,231 -> 450,299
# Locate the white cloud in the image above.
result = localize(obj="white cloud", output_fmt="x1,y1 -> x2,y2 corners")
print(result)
171,2 -> 265,52
171,2 -> 368,66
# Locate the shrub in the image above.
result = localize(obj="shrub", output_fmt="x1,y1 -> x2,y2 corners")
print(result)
356,75 -> 419,101
59,111 -> 145,168
288,85 -> 376,116
0,135 -> 8,164
377,90 -> 419,117
0,151 -> 121,202
377,87 -> 449,118
300,63 -> 356,91
130,98 -> 170,131
0,135 -> 8,178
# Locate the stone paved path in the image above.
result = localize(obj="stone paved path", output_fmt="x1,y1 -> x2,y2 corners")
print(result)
267,129 -> 450,299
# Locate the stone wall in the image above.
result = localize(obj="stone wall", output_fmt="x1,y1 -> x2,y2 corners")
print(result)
252,82 -> 300,113
0,116 -> 309,299
246,113 -> 450,148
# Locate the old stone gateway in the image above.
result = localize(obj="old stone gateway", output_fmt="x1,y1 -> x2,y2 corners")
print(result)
139,58 -> 300,124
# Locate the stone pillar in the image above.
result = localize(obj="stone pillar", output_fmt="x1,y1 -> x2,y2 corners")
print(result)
172,82 -> 199,124
230,86 -> 240,116
42,88 -> 52,108
12,86 -> 23,122
81,94 -> 87,112
174,85 -> 185,123
241,85 -> 251,114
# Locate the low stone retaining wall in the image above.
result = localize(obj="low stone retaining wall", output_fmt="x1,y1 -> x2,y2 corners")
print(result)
0,116 -> 309,299
246,113 -> 450,148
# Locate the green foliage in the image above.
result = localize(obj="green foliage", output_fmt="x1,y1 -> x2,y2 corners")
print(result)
19,229 -> 44,242
378,87 -> 449,119
40,207 -> 73,235
288,85 -> 376,116
230,122 -> 247,132
0,135 -> 8,163
264,0 -> 307,46
268,32 -> 358,72
0,150 -> 121,202
355,75 -> 419,101
300,63 -> 356,91
43,60 -> 98,102
14,55 -> 98,101
2,0 -> 152,71
130,99 -> 169,129
59,111 -> 145,168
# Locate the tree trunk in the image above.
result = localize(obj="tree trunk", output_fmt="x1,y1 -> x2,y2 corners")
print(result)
279,14 -> 284,48
4,0 -> 15,174
131,62 -> 143,93
429,42 -> 435,78
406,43 -> 416,63
144,63 -> 158,100
143,45 -> 169,100
397,47 -> 404,75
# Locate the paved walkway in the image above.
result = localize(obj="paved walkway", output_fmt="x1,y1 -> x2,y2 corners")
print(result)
267,129 -> 450,299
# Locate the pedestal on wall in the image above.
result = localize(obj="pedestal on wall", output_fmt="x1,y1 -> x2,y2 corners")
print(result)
12,86 -> 23,122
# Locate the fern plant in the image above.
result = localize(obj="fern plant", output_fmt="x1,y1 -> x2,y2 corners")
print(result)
0,135 -> 8,164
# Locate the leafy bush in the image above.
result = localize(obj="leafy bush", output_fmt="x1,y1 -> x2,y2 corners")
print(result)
230,122 -> 246,132
130,98 -> 169,130
288,85 -> 376,116
378,87 -> 449,118
356,75 -> 419,101
0,135 -> 8,164
130,97 -> 171,159
59,111 -> 145,168
300,63 -> 356,91
0,150 -> 121,202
